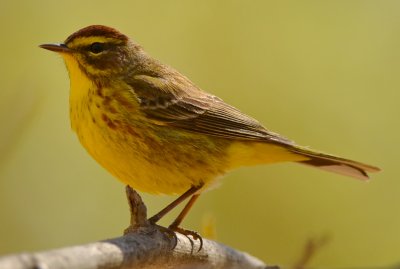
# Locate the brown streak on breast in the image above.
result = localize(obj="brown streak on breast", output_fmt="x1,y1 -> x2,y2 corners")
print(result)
101,113 -> 109,122
107,121 -> 117,130
97,87 -> 104,98
124,125 -> 140,137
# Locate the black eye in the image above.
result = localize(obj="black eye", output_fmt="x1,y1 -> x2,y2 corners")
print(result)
89,42 -> 105,54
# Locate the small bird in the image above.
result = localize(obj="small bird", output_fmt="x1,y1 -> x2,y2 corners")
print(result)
40,25 -> 380,240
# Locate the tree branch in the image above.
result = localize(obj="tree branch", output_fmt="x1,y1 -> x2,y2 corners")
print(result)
0,186 -> 278,269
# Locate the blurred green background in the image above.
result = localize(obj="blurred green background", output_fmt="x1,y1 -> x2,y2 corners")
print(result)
0,0 -> 398,267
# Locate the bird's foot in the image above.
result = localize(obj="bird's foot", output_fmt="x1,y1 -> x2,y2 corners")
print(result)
168,225 -> 203,252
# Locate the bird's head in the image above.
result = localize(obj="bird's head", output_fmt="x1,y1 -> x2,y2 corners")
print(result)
40,25 -> 142,80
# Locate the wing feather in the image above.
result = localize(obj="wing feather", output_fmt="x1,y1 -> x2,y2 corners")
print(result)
128,74 -> 293,145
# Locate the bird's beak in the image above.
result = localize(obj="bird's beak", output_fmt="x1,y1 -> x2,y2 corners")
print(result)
39,43 -> 72,53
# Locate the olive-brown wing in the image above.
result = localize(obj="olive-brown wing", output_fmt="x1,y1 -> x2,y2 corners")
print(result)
129,74 -> 294,144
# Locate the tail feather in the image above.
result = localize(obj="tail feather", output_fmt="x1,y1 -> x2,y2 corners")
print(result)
290,147 -> 380,180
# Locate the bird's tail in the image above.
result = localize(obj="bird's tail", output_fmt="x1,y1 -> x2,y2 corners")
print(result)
289,146 -> 380,180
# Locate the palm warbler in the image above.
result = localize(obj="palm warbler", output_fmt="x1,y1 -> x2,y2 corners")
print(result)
40,25 -> 380,237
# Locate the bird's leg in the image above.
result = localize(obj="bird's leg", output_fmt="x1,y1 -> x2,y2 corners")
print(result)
168,194 -> 203,250
169,194 -> 200,228
148,185 -> 204,251
148,185 -> 201,224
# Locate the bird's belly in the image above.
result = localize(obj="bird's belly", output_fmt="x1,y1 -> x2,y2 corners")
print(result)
72,111 -> 231,195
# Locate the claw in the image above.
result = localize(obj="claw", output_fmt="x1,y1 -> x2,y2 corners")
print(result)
169,225 -> 203,252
